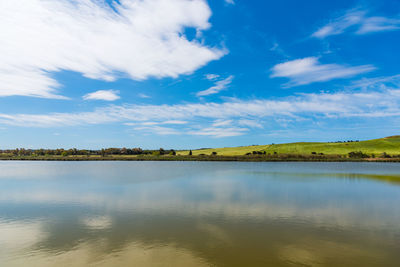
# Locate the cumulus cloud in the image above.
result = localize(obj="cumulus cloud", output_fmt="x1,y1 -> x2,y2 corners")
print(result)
83,90 -> 120,101
312,9 -> 400,38
0,0 -> 225,98
197,75 -> 234,96
271,57 -> 375,87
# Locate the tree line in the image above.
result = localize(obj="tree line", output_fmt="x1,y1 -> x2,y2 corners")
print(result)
0,148 -> 177,157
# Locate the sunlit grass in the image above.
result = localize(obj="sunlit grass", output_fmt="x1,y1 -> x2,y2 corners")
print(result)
178,136 -> 400,156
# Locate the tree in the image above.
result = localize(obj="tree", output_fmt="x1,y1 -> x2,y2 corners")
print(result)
189,150 -> 193,156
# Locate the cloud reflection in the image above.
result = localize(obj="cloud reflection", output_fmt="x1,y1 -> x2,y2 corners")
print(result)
1,162 -> 400,266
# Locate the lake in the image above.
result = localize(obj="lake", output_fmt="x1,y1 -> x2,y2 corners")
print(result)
1,161 -> 400,266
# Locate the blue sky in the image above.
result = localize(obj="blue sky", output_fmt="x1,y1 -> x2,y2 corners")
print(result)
0,0 -> 400,149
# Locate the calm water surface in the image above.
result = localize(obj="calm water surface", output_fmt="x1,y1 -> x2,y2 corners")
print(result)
1,161 -> 400,266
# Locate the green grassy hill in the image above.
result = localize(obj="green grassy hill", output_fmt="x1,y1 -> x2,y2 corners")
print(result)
178,136 -> 400,156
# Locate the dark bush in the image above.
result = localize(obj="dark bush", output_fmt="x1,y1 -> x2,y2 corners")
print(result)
348,151 -> 369,158
381,152 -> 391,158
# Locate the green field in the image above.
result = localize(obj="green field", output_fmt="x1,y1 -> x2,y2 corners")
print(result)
178,136 -> 400,156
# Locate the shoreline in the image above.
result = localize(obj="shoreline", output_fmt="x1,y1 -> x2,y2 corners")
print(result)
1,155 -> 399,162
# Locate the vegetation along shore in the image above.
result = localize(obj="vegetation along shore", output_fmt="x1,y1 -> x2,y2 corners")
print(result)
1,136 -> 400,162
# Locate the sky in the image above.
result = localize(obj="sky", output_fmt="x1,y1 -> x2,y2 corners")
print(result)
0,0 -> 400,149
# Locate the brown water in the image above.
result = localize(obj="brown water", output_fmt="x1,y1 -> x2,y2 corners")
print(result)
1,161 -> 400,266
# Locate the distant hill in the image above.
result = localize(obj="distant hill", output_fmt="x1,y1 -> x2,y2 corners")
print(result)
179,136 -> 400,156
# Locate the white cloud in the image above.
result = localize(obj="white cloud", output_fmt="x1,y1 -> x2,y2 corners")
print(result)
212,119 -> 233,127
125,120 -> 188,136
348,75 -> 400,90
358,16 -> 400,34
269,41 -> 288,58
312,9 -> 400,38
163,120 -> 188,125
125,119 -> 255,137
0,0 -> 225,98
125,120 -> 188,126
138,93 -> 151,99
1,82 -> 400,129
197,75 -> 234,96
83,90 -> 120,101
225,0 -> 235,5
133,125 -> 181,135
238,119 -> 263,129
205,74 -> 220,81
271,57 -> 375,87
189,127 -> 247,138
127,120 -> 247,137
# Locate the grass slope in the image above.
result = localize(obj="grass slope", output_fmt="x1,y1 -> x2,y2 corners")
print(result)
178,136 -> 400,156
